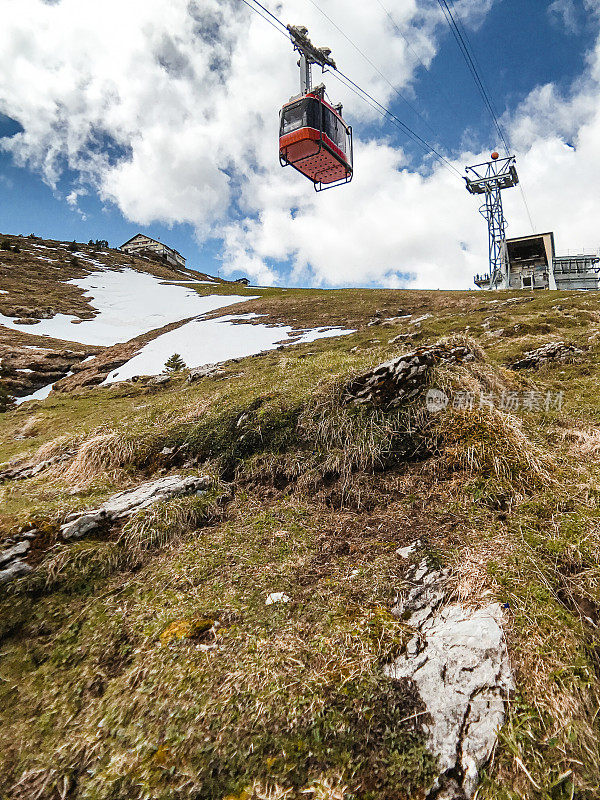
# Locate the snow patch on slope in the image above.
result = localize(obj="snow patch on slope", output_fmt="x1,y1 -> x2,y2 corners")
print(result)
104,314 -> 355,383
15,381 -> 55,405
0,269 -> 254,346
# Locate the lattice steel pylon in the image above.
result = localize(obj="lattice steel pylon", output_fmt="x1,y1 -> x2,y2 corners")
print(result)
465,154 -> 519,289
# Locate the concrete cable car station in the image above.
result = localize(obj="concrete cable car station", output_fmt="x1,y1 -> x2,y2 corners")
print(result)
474,233 -> 600,291
466,153 -> 600,291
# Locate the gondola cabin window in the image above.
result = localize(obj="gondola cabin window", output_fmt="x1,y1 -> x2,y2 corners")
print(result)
279,94 -> 353,190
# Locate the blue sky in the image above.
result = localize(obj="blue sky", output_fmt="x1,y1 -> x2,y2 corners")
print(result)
401,0 -> 597,152
0,0 -> 598,286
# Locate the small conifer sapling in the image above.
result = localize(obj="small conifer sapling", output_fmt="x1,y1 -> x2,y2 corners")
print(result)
164,353 -> 186,373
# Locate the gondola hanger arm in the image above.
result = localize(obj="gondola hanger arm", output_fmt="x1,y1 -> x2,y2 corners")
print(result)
286,24 -> 336,70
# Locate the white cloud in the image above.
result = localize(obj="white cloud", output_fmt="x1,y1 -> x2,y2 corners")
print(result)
452,0 -> 495,32
65,187 -> 88,219
222,139 -> 483,289
0,0 -> 599,288
548,0 -> 579,34
0,0 -> 246,228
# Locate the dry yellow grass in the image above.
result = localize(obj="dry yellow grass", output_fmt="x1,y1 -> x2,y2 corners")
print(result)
240,776 -> 348,800
168,395 -> 216,425
63,429 -> 137,484
119,494 -> 217,555
13,415 -> 42,439
38,540 -> 125,590
33,435 -> 74,463
560,425 -> 600,458
300,777 -> 347,800
450,532 -> 516,606
295,388 -> 426,497
430,407 -> 555,488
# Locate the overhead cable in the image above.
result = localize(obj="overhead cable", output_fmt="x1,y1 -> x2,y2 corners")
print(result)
436,0 -> 510,155
245,0 -> 289,32
437,0 -> 535,230
374,0 -> 465,128
330,67 -> 462,177
240,0 -> 462,178
446,0 -> 503,126
238,0 -> 289,37
304,0 -> 441,141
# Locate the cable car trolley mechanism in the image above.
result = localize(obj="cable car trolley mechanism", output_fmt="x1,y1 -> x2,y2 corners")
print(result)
279,25 -> 353,191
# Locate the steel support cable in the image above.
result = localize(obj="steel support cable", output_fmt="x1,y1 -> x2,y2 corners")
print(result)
329,68 -> 462,177
240,0 -> 462,178
303,0 -> 441,141
437,0 -> 502,136
373,0 -> 465,128
328,69 -> 437,157
327,71 -> 391,123
376,0 -> 432,72
440,0 -> 535,230
517,184 -> 536,232
436,0 -> 510,156
238,0 -> 290,37
437,2 -> 506,152
445,0 -> 505,134
245,0 -> 289,31
445,0 -> 512,156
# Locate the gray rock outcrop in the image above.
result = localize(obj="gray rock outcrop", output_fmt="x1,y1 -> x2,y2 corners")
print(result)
0,450 -> 75,483
0,559 -> 32,586
344,343 -> 476,407
0,345 -> 96,400
0,541 -> 30,567
146,374 -> 170,386
0,475 -> 210,589
60,474 -> 210,539
385,558 -> 513,799
186,363 -> 225,383
1,306 -> 55,320
510,341 -> 585,370
0,538 -> 31,586
389,332 -> 419,344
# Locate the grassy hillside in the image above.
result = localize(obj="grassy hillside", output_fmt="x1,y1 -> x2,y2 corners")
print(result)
1,284 -> 600,799
0,233 -> 263,401
0,233 -> 218,320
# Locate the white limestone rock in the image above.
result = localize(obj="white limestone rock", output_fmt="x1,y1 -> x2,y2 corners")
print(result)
386,562 -> 513,799
0,540 -> 30,567
0,451 -> 74,483
266,592 -> 291,605
0,559 -> 32,585
147,374 -> 170,386
61,474 -> 210,539
409,313 -> 433,326
186,363 -> 225,383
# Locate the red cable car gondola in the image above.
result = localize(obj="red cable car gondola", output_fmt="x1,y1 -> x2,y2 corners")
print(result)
279,87 -> 353,191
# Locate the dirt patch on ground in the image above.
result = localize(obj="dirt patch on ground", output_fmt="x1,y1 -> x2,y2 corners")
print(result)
0,344 -> 98,398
